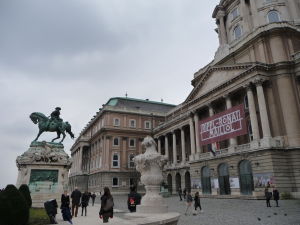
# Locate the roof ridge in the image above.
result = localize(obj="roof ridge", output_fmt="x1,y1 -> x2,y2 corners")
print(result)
106,97 -> 176,106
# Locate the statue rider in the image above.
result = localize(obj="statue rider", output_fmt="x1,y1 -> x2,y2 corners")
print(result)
48,107 -> 63,129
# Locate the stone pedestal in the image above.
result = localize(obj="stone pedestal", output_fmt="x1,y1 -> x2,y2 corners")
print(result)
16,141 -> 72,207
125,136 -> 180,224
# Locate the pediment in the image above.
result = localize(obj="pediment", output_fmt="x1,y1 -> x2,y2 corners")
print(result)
185,64 -> 252,103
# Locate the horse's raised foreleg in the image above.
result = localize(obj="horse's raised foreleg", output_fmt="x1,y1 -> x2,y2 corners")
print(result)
51,132 -> 60,142
59,132 -> 66,143
33,130 -> 43,142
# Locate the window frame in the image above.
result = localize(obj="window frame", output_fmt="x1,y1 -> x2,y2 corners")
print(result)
267,10 -> 281,23
129,119 -> 136,128
113,137 -> 120,147
113,117 -> 120,127
112,152 -> 120,168
233,25 -> 242,40
112,177 -> 119,187
144,121 -> 151,130
129,138 -> 136,148
128,154 -> 135,168
231,7 -> 239,21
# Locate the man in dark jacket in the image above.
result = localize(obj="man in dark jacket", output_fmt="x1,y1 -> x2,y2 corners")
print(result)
127,186 -> 142,212
71,187 -> 82,217
265,188 -> 272,207
81,191 -> 90,216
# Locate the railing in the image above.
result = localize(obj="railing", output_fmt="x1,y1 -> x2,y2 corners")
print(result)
235,143 -> 251,152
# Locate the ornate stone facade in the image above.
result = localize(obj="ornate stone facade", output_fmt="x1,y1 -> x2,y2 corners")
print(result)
154,0 -> 300,199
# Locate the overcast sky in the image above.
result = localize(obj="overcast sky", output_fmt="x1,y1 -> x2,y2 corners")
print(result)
0,0 -> 220,188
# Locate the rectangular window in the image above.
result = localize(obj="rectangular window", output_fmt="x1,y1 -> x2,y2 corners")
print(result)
112,177 -> 119,187
144,121 -> 151,129
128,154 -> 135,168
129,119 -> 136,128
113,137 -> 119,146
231,8 -> 239,20
112,153 -> 119,168
129,138 -> 136,148
113,118 -> 120,127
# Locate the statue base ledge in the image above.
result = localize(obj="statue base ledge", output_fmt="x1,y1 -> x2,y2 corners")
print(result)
30,141 -> 64,148
123,212 -> 180,225
137,204 -> 168,214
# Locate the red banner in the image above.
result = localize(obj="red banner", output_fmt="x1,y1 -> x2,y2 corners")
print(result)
199,104 -> 247,145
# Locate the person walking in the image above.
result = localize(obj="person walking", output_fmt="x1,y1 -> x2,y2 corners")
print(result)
193,192 -> 202,215
91,193 -> 96,206
183,188 -> 187,200
178,187 -> 183,201
61,191 -> 72,224
99,187 -> 114,223
273,187 -> 280,207
184,191 -> 193,216
265,188 -> 272,207
71,187 -> 82,217
127,186 -> 142,213
81,191 -> 89,216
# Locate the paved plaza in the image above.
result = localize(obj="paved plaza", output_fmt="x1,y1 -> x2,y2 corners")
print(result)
54,195 -> 300,225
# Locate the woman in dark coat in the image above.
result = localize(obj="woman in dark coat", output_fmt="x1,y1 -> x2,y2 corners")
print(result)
99,187 -> 114,223
61,191 -> 72,224
81,191 -> 90,216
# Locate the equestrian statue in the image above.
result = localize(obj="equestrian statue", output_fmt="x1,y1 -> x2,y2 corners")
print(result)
30,107 -> 75,143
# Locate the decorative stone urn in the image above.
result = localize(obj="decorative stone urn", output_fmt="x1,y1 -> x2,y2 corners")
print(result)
134,136 -> 168,214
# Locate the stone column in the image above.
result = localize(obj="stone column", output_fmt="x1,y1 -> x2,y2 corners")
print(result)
79,147 -> 83,172
158,138 -> 161,154
224,95 -> 237,147
246,84 -> 260,141
208,103 -> 214,117
181,128 -> 186,164
249,0 -> 259,28
255,79 -> 271,139
287,0 -> 300,22
189,118 -> 196,157
276,75 -> 300,146
172,131 -> 177,165
194,113 -> 201,154
165,135 -> 169,160
240,0 -> 250,32
217,11 -> 228,45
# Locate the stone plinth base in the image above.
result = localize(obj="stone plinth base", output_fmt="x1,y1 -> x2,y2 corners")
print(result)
16,141 -> 72,207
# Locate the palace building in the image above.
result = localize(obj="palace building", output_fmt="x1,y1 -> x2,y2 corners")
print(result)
69,0 -> 300,199
68,97 -> 175,193
154,0 -> 300,198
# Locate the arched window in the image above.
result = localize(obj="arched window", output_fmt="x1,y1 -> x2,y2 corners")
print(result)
201,167 -> 212,194
267,10 -> 280,23
233,25 -> 242,40
113,137 -> 119,146
112,177 -> 119,187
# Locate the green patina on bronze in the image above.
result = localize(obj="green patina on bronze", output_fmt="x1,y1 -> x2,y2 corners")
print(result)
30,107 -> 75,143
29,169 -> 58,183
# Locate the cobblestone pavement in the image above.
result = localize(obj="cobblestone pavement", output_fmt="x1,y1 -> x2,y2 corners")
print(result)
96,195 -> 300,225
55,195 -> 300,225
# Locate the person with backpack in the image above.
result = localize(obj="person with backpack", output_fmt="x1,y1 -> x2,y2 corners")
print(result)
99,187 -> 114,223
127,186 -> 142,212
183,188 -> 187,200
178,187 -> 183,201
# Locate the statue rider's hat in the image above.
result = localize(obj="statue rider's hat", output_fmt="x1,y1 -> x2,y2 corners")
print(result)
55,107 -> 61,110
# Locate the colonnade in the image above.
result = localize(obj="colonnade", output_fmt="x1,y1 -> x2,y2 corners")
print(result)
156,78 -> 273,166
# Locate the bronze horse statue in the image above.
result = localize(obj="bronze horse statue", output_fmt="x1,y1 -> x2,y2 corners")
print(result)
30,112 -> 75,143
